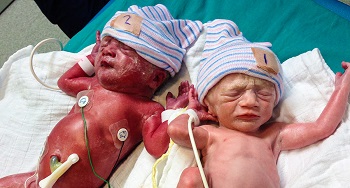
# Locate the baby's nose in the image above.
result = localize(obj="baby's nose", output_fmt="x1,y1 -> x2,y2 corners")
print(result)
239,90 -> 258,107
102,46 -> 116,57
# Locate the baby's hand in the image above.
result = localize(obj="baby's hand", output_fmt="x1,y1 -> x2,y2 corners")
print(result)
88,30 -> 101,65
188,87 -> 217,122
165,81 -> 191,109
335,61 -> 350,92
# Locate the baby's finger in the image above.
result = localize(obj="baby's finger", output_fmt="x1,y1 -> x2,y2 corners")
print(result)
341,61 -> 350,70
188,87 -> 195,99
166,92 -> 174,100
189,86 -> 198,100
179,81 -> 190,94
194,88 -> 198,100
95,30 -> 101,43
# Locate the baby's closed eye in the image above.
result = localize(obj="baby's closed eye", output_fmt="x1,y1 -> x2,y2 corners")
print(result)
256,89 -> 275,101
224,89 -> 244,100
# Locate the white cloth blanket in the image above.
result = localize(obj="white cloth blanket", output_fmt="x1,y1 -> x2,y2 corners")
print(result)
275,49 -> 350,188
0,45 -> 78,177
0,43 -> 349,187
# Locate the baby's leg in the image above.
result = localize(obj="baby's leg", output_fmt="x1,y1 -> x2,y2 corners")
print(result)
177,167 -> 204,188
0,171 -> 36,187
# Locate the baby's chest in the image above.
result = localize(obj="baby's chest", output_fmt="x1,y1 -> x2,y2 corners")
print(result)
209,130 -> 276,160
73,90 -> 149,125
76,89 -> 144,110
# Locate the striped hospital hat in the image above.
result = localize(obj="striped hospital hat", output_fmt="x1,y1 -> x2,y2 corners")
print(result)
196,19 -> 284,106
101,4 -> 202,77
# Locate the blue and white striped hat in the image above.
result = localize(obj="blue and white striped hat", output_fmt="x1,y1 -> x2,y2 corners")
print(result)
196,19 -> 284,106
101,4 -> 202,77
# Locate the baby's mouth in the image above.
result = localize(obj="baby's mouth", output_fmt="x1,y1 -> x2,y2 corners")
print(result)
100,58 -> 113,68
100,61 -> 111,67
237,114 -> 260,121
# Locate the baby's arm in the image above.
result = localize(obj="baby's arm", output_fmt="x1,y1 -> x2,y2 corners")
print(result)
168,114 -> 209,149
143,107 -> 170,158
57,31 -> 101,97
278,61 -> 350,150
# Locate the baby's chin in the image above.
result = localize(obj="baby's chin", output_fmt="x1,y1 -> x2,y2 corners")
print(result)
224,121 -> 262,133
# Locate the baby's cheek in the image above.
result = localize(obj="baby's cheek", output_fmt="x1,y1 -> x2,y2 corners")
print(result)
217,109 -> 235,125
260,105 -> 274,120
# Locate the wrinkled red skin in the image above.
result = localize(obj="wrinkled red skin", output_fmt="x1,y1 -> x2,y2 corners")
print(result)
0,34 -> 171,188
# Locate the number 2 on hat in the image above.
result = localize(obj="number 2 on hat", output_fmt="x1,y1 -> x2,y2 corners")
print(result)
123,15 -> 131,25
110,13 -> 143,36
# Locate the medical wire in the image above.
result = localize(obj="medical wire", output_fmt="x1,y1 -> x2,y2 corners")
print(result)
29,38 -> 63,90
107,141 -> 125,182
188,115 -> 209,188
81,107 -> 111,188
24,171 -> 37,188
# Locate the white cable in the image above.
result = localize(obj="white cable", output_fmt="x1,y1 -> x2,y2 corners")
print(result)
187,110 -> 209,188
24,171 -> 37,188
29,38 -> 63,90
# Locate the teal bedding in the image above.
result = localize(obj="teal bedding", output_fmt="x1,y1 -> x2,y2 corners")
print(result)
63,0 -> 350,73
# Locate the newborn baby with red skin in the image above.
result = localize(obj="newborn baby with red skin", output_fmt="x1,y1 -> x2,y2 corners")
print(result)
0,4 -> 202,188
38,34 -> 168,188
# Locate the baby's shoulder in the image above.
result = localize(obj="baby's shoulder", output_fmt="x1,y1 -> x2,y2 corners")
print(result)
258,121 -> 288,138
262,121 -> 287,130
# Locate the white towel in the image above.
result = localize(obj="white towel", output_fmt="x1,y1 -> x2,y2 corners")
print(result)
0,45 -> 92,177
275,49 -> 350,188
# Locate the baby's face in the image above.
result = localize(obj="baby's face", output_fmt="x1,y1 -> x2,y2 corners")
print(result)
204,73 -> 276,132
94,36 -> 159,92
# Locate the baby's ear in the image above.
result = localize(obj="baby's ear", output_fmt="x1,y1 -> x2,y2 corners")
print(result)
203,98 -> 217,117
149,69 -> 169,90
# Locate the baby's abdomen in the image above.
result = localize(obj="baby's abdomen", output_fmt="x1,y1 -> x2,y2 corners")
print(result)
37,113 -> 117,188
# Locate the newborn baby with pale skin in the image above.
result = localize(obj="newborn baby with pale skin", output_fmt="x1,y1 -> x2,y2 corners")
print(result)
167,19 -> 350,188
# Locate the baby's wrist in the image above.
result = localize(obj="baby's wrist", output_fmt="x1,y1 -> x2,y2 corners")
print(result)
161,108 -> 199,126
77,56 -> 94,76
184,109 -> 200,126
161,108 -> 187,123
